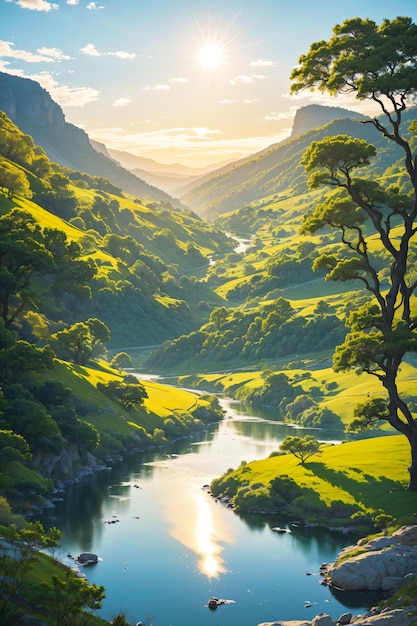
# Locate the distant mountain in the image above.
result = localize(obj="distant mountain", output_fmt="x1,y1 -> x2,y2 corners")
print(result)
290,104 -> 367,138
0,71 -> 184,207
179,105 -> 414,219
91,143 -> 232,197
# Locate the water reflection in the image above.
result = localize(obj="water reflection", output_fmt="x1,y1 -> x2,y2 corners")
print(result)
144,456 -> 235,579
40,396 -> 377,625
192,490 -> 229,577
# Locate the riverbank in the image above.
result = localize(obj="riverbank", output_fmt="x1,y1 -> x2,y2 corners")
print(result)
259,526 -> 417,626
210,434 -> 417,532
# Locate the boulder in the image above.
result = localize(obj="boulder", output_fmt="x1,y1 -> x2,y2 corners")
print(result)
77,552 -> 98,565
338,613 -> 352,625
354,609 -> 409,625
312,614 -> 336,626
326,527 -> 417,591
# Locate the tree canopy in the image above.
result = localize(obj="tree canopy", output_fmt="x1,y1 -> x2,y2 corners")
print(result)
291,15 -> 417,489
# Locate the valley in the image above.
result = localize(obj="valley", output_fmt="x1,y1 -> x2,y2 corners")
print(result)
1,15 -> 417,623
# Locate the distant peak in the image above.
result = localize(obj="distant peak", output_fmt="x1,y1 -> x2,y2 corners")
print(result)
291,104 -> 367,139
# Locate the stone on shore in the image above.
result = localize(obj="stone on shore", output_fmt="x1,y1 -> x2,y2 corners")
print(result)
326,525 -> 417,591
258,608 -> 411,626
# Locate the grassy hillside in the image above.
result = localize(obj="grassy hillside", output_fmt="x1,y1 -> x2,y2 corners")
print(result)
181,109 -> 416,218
0,111 -> 235,348
210,434 -> 417,531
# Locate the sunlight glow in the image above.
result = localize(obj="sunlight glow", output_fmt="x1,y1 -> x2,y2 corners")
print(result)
193,492 -> 227,578
198,42 -> 224,69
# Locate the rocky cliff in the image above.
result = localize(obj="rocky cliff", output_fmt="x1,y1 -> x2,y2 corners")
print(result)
290,104 -> 367,139
0,71 -> 183,207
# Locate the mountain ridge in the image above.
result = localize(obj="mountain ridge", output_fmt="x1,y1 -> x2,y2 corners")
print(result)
0,71 -> 185,208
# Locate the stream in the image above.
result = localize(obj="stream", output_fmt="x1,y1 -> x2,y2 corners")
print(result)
41,395 -> 380,626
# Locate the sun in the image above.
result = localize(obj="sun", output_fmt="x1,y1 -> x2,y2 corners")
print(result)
198,42 -> 225,70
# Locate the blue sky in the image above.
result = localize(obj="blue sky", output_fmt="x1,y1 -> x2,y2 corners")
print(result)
2,0 -> 417,167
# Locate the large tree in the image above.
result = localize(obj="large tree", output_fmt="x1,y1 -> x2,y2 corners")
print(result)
290,16 -> 417,488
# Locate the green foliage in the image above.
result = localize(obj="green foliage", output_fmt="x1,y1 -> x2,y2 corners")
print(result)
280,434 -> 322,464
0,160 -> 32,198
148,297 -> 346,371
50,318 -> 110,366
0,430 -> 31,469
42,571 -> 105,626
347,397 -> 390,432
0,521 -> 60,625
290,16 -> 417,100
290,15 -> 417,489
97,379 -> 148,411
110,352 -> 133,371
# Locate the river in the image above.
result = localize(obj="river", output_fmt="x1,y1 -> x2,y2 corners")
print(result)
41,396 -> 380,626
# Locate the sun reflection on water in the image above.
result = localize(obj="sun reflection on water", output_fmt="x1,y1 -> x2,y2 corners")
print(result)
153,461 -> 234,579
193,491 -> 228,578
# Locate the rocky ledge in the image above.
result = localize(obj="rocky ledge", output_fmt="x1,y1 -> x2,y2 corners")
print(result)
326,525 -> 417,593
258,607 -> 410,625
259,526 -> 417,626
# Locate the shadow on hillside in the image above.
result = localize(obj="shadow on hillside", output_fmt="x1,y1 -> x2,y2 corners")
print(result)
304,462 -> 406,516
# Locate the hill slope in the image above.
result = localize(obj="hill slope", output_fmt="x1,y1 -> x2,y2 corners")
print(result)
0,71 -> 183,207
180,106 -> 414,218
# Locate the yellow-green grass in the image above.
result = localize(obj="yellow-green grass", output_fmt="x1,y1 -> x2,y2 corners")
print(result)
141,379 -> 201,416
40,360 -> 205,436
187,361 -> 417,430
223,435 -> 417,525
8,195 -> 84,240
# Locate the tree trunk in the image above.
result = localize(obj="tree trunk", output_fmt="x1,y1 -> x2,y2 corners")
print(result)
407,429 -> 417,491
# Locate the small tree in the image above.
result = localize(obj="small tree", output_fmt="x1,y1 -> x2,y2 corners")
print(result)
97,379 -> 148,411
280,435 -> 322,464
290,16 -> 417,489
43,571 -> 105,626
111,351 -> 133,371
0,522 -> 60,624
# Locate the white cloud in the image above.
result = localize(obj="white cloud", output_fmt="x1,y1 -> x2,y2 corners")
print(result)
112,50 -> 136,60
230,74 -> 266,86
230,75 -> 253,85
80,43 -> 100,57
169,77 -> 189,85
264,111 -> 289,121
218,99 -> 237,104
0,40 -> 67,63
37,47 -> 72,61
244,99 -> 259,104
250,59 -> 278,68
80,43 -> 136,60
14,0 -> 58,10
112,97 -> 132,107
25,71 -> 100,106
87,2 -> 104,9
143,84 -> 170,91
67,0 -> 79,4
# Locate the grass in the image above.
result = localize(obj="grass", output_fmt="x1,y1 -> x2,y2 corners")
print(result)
21,552 -> 109,625
212,434 -> 417,528
36,358 -> 212,441
183,359 -> 417,430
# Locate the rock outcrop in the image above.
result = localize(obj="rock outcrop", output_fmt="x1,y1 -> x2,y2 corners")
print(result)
326,526 -> 417,592
259,527 -> 417,626
0,71 -> 182,205
258,608 -> 410,625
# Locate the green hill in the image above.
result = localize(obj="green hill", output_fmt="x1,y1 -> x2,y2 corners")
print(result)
181,108 -> 416,218
210,434 -> 417,530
